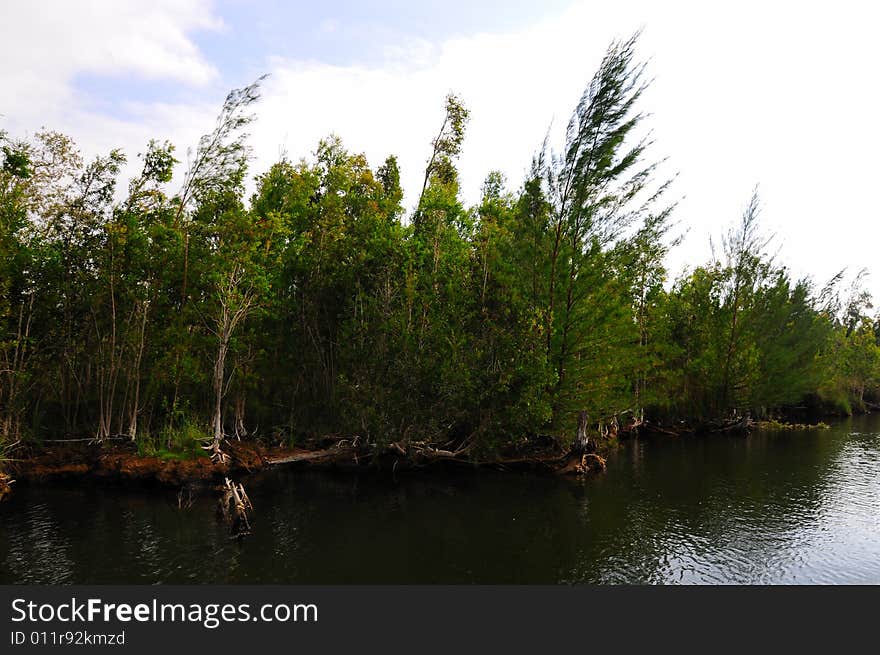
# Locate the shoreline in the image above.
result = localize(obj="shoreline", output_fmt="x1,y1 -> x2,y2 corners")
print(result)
3,413 -> 855,494
3,435 -> 609,493
1,414 -> 870,538
3,414 -> 878,586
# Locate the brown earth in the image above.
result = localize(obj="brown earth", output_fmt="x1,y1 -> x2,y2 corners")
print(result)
0,472 -> 12,502
7,440 -> 269,487
6,434 -> 607,491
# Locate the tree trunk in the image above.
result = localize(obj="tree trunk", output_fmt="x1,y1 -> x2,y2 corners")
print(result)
211,334 -> 229,463
2,294 -> 34,442
233,392 -> 247,440
128,300 -> 149,441
209,264 -> 254,463
574,410 -> 590,454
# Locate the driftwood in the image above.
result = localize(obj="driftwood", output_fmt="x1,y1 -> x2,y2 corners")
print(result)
265,426 -> 615,476
262,421 -> 617,476
267,447 -> 345,466
218,478 -> 253,536
638,422 -> 684,437
754,420 -> 830,431
386,438 -> 473,460
638,415 -> 754,437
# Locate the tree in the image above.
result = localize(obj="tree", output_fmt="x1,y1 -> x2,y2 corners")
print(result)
3,37 -> 879,464
533,33 -> 672,443
717,190 -> 772,413
181,77 -> 269,462
416,92 -> 470,216
0,133 -> 33,442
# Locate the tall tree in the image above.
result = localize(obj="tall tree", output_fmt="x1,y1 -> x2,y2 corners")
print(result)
535,33 -> 671,443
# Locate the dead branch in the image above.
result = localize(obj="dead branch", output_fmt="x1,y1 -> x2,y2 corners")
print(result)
218,477 -> 253,536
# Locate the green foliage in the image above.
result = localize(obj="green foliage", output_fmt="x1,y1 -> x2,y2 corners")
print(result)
661,193 -> 879,421
135,419 -> 208,460
420,93 -> 469,193
1,35 -> 877,461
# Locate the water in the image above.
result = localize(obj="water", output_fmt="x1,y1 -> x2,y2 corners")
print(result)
2,414 -> 879,584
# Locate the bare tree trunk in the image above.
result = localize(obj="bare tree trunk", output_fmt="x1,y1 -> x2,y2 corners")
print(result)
211,324 -> 229,463
574,410 -> 590,454
233,392 -> 247,440
1,293 -> 34,441
546,217 -> 563,357
96,258 -> 123,443
128,299 -> 149,440
208,264 -> 255,464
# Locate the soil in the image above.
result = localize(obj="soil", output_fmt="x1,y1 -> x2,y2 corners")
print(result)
6,440 -> 269,487
0,472 -> 12,502
5,434 -> 602,491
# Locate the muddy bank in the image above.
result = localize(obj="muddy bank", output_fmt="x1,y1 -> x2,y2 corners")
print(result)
6,434 -> 607,491
7,439 -> 267,487
0,472 -> 12,502
263,430 -> 611,476
5,413 -> 847,493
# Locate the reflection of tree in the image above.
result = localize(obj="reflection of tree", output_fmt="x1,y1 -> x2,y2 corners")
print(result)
2,419 -> 877,583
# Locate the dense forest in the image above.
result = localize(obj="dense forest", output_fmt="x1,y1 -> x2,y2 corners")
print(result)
1,36 -> 878,468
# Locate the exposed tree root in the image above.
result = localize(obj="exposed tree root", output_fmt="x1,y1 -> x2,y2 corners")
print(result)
557,453 -> 607,476
637,415 -> 754,437
204,436 -> 230,465
0,472 -> 13,502
266,438 -> 611,477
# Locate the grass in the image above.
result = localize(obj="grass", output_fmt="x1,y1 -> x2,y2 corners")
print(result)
0,434 -> 18,464
135,419 -> 209,460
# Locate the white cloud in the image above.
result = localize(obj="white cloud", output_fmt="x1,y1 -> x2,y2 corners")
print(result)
1,0 -> 221,89
0,1 -> 221,140
0,0 -> 223,201
2,0 -> 878,300
250,0 -> 880,300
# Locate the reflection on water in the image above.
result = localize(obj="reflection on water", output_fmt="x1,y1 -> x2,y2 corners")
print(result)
2,414 -> 880,584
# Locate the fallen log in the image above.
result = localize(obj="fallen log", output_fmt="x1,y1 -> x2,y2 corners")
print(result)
638,422 -> 686,437
266,439 -> 609,475
267,445 -> 359,466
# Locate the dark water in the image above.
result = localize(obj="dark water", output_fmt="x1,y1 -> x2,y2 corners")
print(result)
2,414 -> 880,584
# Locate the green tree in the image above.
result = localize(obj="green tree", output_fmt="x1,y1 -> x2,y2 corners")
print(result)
532,33 -> 672,445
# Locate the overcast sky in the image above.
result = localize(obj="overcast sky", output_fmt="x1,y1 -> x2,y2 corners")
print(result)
2,0 -> 877,301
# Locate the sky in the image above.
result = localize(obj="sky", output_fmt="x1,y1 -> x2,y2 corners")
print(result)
2,0 -> 878,301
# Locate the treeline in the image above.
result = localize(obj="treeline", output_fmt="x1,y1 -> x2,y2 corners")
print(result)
1,36 -> 878,460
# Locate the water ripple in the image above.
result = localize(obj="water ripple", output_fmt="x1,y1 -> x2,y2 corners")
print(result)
2,414 -> 879,583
